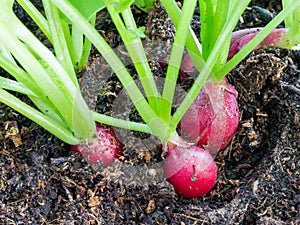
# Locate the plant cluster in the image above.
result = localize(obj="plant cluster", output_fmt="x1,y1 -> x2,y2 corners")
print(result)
0,0 -> 299,198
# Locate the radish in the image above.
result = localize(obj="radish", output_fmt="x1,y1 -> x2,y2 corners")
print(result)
164,144 -> 217,198
177,28 -> 292,152
229,28 -> 288,59
70,125 -> 123,166
178,78 -> 239,153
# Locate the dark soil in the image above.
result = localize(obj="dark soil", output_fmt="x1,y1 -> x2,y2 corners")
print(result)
0,1 -> 299,224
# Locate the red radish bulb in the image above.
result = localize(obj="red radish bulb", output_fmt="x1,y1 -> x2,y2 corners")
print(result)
229,28 -> 287,59
164,145 -> 217,198
178,78 -> 239,152
181,54 -> 196,73
70,125 -> 122,166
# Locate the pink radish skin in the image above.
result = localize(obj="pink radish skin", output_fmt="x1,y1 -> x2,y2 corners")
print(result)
164,145 -> 217,198
181,54 -> 197,73
229,28 -> 287,59
70,125 -> 122,166
230,28 -> 263,44
178,78 -> 239,151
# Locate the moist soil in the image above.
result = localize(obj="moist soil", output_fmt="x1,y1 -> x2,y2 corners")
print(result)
0,1 -> 299,224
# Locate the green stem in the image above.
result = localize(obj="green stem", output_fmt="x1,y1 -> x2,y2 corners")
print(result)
116,6 -> 160,109
206,0 -> 251,77
78,15 -> 96,70
282,0 -> 294,27
161,0 -> 203,70
61,20 -> 77,68
0,3 -> 96,141
43,0 -> 78,87
71,25 -> 84,66
16,0 -> 51,40
0,53 -> 43,96
0,77 -> 37,96
0,88 -> 79,144
0,43 -> 15,63
171,0 -> 250,127
93,112 -> 152,134
161,0 -> 198,122
50,0 -> 170,140
0,53 -> 66,124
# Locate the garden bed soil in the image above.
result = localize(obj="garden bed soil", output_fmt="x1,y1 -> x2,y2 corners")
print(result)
0,1 -> 299,224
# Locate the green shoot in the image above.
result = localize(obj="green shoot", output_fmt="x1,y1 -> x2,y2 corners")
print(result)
161,0 -> 198,123
0,0 -> 300,149
134,0 -> 156,12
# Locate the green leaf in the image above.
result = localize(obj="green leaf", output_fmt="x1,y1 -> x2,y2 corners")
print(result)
0,88 -> 79,145
66,0 -> 105,20
200,0 -> 250,74
120,0 -> 135,10
282,0 -> 300,47
282,0 -> 293,27
0,77 -> 37,96
126,26 -> 146,38
134,0 -> 156,12
109,0 -> 135,13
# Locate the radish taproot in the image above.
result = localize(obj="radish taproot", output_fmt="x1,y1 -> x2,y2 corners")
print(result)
178,78 -> 239,152
70,125 -> 123,166
164,144 -> 217,198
